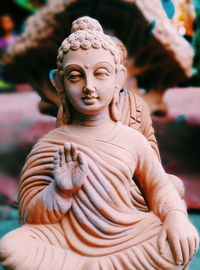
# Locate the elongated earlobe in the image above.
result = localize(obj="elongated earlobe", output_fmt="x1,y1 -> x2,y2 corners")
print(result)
56,101 -> 72,127
56,92 -> 72,126
56,104 -> 64,127
49,69 -> 64,92
109,64 -> 126,122
116,64 -> 127,90
49,69 -> 72,126
110,88 -> 121,122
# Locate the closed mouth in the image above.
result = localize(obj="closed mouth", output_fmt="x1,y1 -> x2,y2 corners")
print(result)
82,96 -> 99,105
82,96 -> 99,100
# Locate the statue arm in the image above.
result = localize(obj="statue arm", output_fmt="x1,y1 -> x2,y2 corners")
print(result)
134,134 -> 199,265
125,92 -> 184,198
18,146 -> 73,225
134,134 -> 186,221
20,179 -> 73,225
18,142 -> 88,225
137,95 -> 185,198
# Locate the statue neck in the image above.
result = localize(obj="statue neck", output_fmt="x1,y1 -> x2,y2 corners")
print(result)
72,108 -> 113,127
67,108 -> 117,139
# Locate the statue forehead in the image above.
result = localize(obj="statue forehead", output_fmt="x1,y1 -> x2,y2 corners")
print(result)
62,47 -> 116,68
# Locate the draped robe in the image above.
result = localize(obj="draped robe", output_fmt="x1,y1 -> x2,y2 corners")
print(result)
0,122 -> 187,270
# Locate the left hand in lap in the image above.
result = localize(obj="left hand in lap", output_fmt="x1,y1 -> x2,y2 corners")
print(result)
157,211 -> 199,266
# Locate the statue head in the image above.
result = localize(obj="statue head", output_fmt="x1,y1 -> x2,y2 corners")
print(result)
50,16 -> 127,125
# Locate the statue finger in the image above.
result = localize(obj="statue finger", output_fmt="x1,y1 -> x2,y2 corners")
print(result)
77,153 -> 88,172
157,228 -> 166,255
180,238 -> 189,265
70,143 -> 77,161
64,143 -> 71,162
53,153 -> 59,170
59,146 -> 65,167
188,236 -> 196,260
168,237 -> 183,265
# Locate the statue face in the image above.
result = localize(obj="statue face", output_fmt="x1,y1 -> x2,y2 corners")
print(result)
62,47 -> 116,115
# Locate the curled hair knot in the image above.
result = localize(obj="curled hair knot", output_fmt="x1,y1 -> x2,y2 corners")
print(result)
71,16 -> 103,33
57,16 -> 121,73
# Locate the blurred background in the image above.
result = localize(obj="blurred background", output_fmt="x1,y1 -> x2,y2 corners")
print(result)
0,0 -> 200,269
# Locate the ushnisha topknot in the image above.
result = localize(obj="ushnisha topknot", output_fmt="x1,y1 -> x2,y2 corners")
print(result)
71,16 -> 103,33
57,16 -> 121,77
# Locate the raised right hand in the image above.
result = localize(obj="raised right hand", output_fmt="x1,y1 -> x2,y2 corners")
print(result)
53,143 -> 88,195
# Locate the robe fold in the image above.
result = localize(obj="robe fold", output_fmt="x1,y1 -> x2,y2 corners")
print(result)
1,122 -> 187,270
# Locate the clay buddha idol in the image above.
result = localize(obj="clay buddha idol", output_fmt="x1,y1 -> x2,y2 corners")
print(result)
0,17 -> 199,270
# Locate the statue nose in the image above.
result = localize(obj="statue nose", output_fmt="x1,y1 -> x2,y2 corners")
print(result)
82,85 -> 95,94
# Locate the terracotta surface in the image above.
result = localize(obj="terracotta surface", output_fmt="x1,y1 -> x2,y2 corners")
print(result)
0,17 -> 198,270
3,0 -> 193,117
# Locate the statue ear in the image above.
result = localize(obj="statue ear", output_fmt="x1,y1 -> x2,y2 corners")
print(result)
115,65 -> 127,90
49,69 -> 71,125
49,69 -> 64,91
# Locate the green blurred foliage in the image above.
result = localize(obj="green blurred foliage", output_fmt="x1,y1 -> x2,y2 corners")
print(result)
14,0 -> 46,13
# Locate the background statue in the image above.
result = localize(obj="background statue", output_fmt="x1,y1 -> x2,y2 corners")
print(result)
3,0 -> 193,116
0,16 -> 198,270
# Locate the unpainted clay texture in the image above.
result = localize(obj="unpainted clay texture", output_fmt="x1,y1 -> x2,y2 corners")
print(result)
4,0 -> 193,117
0,17 -> 199,270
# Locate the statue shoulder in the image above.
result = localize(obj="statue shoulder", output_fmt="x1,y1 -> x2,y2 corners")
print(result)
115,122 -> 147,153
32,126 -> 66,150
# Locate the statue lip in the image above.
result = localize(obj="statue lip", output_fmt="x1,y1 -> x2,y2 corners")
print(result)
82,95 -> 99,105
82,95 -> 99,100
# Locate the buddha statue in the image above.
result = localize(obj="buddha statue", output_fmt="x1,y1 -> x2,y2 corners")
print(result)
0,16 -> 198,270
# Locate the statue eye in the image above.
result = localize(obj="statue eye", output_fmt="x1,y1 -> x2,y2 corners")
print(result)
95,68 -> 109,78
68,71 -> 82,81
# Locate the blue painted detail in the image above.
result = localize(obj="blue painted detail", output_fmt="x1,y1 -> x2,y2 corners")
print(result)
161,0 -> 175,19
49,69 -> 57,81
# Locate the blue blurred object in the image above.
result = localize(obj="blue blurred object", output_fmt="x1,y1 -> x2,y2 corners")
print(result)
161,0 -> 175,19
176,114 -> 186,123
144,20 -> 157,41
193,0 -> 200,13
